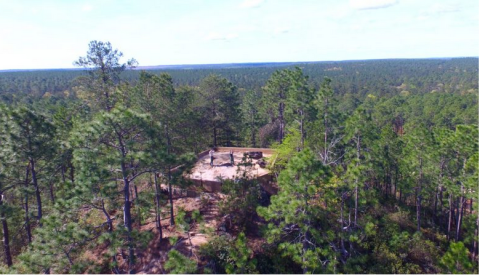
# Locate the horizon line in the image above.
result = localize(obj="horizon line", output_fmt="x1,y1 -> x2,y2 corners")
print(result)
0,56 -> 478,72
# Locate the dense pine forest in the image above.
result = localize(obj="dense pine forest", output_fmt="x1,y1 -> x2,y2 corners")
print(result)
0,41 -> 478,274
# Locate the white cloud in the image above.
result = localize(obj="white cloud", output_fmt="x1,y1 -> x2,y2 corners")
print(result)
349,0 -> 398,10
239,0 -> 264,9
204,32 -> 239,41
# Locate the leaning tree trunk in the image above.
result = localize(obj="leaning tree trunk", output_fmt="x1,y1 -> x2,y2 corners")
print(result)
0,191 -> 13,267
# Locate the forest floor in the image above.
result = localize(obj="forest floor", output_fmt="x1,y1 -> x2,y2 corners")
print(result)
135,192 -> 225,274
81,190 -> 232,274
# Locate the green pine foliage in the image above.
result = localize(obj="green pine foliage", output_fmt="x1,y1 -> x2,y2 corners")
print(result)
164,249 -> 198,274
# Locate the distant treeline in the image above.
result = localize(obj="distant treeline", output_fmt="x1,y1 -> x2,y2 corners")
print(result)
0,58 -> 478,103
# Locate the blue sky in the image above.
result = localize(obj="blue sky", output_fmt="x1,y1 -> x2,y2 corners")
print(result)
0,0 -> 478,69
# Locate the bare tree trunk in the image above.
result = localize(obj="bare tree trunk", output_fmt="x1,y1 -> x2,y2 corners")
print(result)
24,164 -> 32,243
49,183 -> 55,205
153,173 -> 163,240
119,158 -> 134,273
0,192 -> 13,267
61,165 -> 66,184
435,161 -> 445,223
168,168 -> 174,226
302,236 -> 308,274
455,195 -> 464,241
134,184 -> 141,226
447,194 -> 453,240
251,122 -> 256,147
393,164 -> 398,200
30,158 -> 42,226
473,217 -> 478,261
69,164 -> 75,183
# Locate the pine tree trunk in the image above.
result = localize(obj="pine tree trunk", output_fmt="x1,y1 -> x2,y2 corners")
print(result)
120,159 -> 134,273
101,200 -> 120,273
279,102 -> 285,142
61,165 -> 66,184
447,194 -> 453,240
472,218 -> 478,261
24,164 -> 32,243
439,187 -> 443,219
302,233 -> 308,275
416,189 -> 421,232
300,111 -> 305,150
393,164 -> 398,199
49,183 -> 55,205
0,192 -> 13,267
69,164 -> 75,183
134,184 -> 141,226
251,121 -> 256,147
153,173 -> 163,240
435,162 -> 445,223
416,157 -> 423,232
30,158 -> 43,226
455,195 -> 464,241
168,168 -> 174,226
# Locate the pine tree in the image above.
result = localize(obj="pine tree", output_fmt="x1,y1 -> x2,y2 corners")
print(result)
71,106 -> 167,272
5,107 -> 56,226
199,74 -> 241,147
73,40 -> 137,112
241,90 -> 262,147
258,149 -> 335,273
312,77 -> 344,165
164,250 -> 197,274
